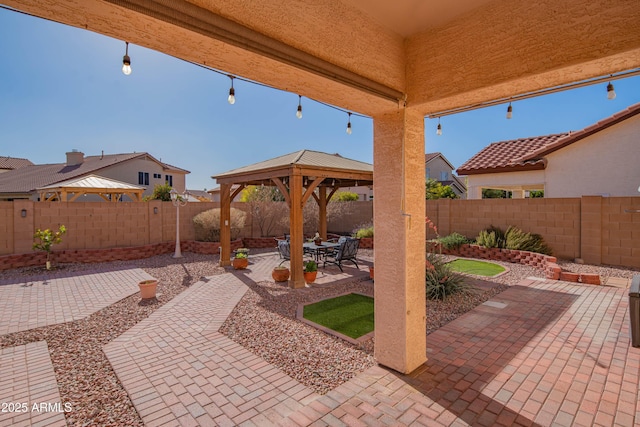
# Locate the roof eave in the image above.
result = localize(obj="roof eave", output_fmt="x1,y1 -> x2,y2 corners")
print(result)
457,161 -> 546,176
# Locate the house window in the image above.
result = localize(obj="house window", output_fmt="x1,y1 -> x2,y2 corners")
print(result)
138,172 -> 149,185
440,171 -> 448,181
165,175 -> 173,186
426,167 -> 430,179
153,173 -> 161,179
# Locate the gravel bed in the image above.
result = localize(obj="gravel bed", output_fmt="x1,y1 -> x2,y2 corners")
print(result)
0,253 -> 224,427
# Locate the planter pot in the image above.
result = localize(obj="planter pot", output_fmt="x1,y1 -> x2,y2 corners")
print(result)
314,238 -> 322,246
139,279 -> 158,299
272,267 -> 290,282
304,271 -> 317,284
233,258 -> 248,270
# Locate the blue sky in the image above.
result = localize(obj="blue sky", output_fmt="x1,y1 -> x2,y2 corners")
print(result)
2,8 -> 640,191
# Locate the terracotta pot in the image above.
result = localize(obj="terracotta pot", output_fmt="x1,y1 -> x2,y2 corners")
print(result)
304,271 -> 317,284
314,238 -> 322,246
272,267 -> 290,282
139,279 -> 158,299
233,257 -> 248,270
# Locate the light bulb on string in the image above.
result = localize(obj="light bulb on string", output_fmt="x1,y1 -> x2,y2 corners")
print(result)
436,118 -> 442,136
228,76 -> 236,104
607,82 -> 616,100
121,41 -> 132,75
346,112 -> 352,135
296,95 -> 303,119
506,102 -> 513,119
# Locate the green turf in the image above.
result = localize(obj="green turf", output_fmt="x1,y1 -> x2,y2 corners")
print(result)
303,293 -> 374,339
448,259 -> 506,276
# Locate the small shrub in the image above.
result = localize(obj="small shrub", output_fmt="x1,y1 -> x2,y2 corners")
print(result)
504,226 -> 552,255
425,253 -> 470,300
304,260 -> 318,273
353,222 -> 374,238
33,225 -> 67,269
437,232 -> 470,250
476,225 -> 506,249
192,208 -> 246,241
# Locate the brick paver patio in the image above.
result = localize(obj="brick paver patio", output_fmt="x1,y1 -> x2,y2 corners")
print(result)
0,341 -> 66,427
0,268 -> 153,335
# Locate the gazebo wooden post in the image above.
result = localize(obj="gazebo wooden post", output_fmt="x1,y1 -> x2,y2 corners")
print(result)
288,170 -> 305,288
219,183 -> 232,266
318,185 -> 327,240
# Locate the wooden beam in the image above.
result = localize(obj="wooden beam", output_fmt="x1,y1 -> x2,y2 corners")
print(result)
301,177 -> 324,205
318,186 -> 327,240
230,185 -> 245,201
271,177 -> 291,207
288,171 -> 305,288
219,183 -> 232,266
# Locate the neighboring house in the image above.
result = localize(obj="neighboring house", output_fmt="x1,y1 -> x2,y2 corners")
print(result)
457,103 -> 640,199
0,156 -> 34,173
0,150 -> 189,201
187,189 -> 214,202
207,185 -> 243,202
425,152 -> 467,198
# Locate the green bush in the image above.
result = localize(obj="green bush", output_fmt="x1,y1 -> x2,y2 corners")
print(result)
192,208 -> 246,241
353,222 -> 374,238
504,226 -> 552,255
437,232 -> 470,250
425,253 -> 470,300
475,225 -> 552,255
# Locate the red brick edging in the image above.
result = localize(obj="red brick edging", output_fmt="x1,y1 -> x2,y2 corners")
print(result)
0,240 -> 243,271
429,243 -> 600,285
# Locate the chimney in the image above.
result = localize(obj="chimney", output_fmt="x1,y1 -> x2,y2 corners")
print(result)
66,149 -> 84,166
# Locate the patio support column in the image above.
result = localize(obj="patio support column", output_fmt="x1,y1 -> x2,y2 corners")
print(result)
373,107 -> 427,374
318,186 -> 327,240
289,170 -> 305,288
219,183 -> 231,266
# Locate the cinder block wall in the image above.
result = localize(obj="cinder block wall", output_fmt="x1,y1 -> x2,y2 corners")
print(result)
2,197 -> 639,268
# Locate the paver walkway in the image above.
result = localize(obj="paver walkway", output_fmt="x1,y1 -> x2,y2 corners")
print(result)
105,255 -> 640,426
0,268 -> 152,335
0,341 -> 66,427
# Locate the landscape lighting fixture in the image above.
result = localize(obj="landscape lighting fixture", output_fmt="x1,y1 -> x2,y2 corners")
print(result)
228,76 -> 236,104
122,42 -> 132,75
607,82 -> 616,100
296,95 -> 303,119
436,118 -> 442,136
346,112 -> 352,134
506,103 -> 513,119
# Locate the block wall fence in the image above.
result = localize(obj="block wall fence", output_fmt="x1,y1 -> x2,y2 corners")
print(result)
1,197 -> 638,268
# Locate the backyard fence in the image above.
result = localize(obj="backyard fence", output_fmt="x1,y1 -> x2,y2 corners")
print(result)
1,196 -> 638,268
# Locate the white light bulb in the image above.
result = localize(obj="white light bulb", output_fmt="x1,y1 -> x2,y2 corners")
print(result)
506,104 -> 513,119
346,122 -> 352,135
296,105 -> 303,119
122,63 -> 131,75
228,88 -> 236,105
436,123 -> 442,136
607,82 -> 616,100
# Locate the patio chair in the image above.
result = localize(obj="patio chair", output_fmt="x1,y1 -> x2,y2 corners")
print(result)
323,237 -> 360,272
277,239 -> 290,266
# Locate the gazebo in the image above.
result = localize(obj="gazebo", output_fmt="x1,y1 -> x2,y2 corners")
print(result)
212,149 -> 373,288
37,174 -> 145,202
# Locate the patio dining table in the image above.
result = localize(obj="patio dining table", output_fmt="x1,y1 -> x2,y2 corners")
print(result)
303,241 -> 341,263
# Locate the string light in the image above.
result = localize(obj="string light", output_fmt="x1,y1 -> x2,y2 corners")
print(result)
506,102 -> 513,119
436,118 -> 442,136
296,95 -> 303,119
227,76 -> 236,104
121,42 -> 131,75
346,112 -> 352,134
607,82 -> 616,100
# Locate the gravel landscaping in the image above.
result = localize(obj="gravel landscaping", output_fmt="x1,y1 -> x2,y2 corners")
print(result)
0,248 -> 637,425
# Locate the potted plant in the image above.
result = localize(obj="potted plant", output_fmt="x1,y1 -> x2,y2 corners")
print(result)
313,232 -> 322,246
272,266 -> 290,282
234,247 -> 250,257
303,260 -> 318,284
139,279 -> 158,299
32,225 -> 67,270
233,252 -> 249,269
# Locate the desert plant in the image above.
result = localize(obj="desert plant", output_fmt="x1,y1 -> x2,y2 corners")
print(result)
353,222 -> 374,238
234,252 -> 248,259
303,197 -> 355,236
504,226 -> 552,255
192,208 -> 247,241
143,183 -> 173,201
425,253 -> 469,300
241,185 -> 289,237
437,232 -> 470,250
33,225 -> 67,269
332,191 -> 359,202
476,225 -> 506,249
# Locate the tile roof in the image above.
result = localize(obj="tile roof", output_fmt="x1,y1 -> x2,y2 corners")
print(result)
0,156 -> 34,170
457,133 -> 568,175
424,153 -> 441,163
457,102 -> 640,176
0,152 -> 188,195
213,149 -> 372,178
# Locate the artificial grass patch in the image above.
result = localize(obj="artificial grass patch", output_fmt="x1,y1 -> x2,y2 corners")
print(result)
303,293 -> 374,339
448,259 -> 506,277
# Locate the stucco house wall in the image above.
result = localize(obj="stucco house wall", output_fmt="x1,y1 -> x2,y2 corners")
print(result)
466,170 -> 546,199
544,114 -> 640,198
98,157 -> 187,196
